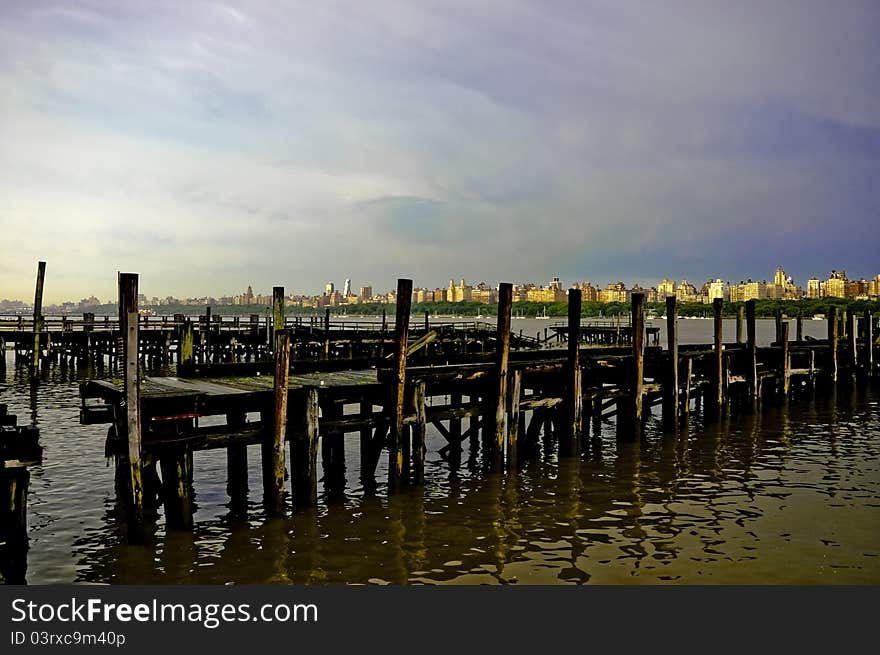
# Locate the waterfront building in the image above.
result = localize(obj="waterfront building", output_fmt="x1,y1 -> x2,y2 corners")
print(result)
707,278 -> 729,302
675,280 -> 699,303
658,278 -> 676,298
825,270 -> 847,298
599,282 -> 630,304
359,286 -> 373,301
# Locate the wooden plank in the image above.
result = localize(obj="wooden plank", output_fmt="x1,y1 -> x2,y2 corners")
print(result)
782,322 -> 791,395
746,299 -> 758,403
713,298 -> 724,413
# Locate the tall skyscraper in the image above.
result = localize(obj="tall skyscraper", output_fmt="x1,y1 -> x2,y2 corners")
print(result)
325,281 -> 335,295
343,278 -> 351,297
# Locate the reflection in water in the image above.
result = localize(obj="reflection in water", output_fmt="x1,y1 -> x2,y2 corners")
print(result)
2,351 -> 879,585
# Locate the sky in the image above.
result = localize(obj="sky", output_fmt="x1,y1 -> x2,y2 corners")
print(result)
1,0 -> 878,303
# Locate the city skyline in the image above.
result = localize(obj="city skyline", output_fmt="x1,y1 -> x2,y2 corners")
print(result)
2,2 -> 879,303
3,265 -> 878,310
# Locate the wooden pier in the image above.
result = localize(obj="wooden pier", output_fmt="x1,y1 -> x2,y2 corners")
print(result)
74,275 -> 878,540
0,404 -> 42,583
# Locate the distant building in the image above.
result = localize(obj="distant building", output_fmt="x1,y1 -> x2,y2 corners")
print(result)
599,282 -> 630,304
825,270 -> 847,299
707,278 -> 729,302
447,279 -> 473,302
807,278 -> 822,299
359,286 -> 372,301
342,278 -> 351,297
325,281 -> 335,296
675,280 -> 699,303
657,278 -> 676,298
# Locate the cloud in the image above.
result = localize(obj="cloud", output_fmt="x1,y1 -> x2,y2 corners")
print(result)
0,0 -> 878,302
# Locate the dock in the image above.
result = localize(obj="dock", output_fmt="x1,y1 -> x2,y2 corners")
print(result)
69,275 -> 877,541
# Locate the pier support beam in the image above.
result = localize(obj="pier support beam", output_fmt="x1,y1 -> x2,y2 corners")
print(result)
864,311 -> 874,377
411,381 -> 427,484
781,322 -> 791,396
264,329 -> 290,515
711,298 -> 724,417
273,286 -> 285,337
388,278 -> 412,492
619,292 -> 645,441
828,306 -> 838,384
160,449 -> 193,530
663,296 -> 679,431
846,310 -> 857,382
292,388 -> 319,508
746,300 -> 758,405
736,305 -> 744,345
507,370 -> 522,467
485,282 -> 512,469
226,410 -> 248,511
562,288 -> 582,455
119,272 -> 145,540
31,261 -> 46,373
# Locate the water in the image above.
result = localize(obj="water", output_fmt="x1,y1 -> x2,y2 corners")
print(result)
2,318 -> 878,585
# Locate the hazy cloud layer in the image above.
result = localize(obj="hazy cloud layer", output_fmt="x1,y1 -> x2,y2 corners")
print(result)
1,0 -> 878,301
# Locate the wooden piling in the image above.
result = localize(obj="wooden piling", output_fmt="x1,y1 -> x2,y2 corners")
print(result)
846,310 -> 857,378
736,305 -> 744,345
389,278 -> 412,491
265,329 -> 290,515
324,308 -> 331,359
180,320 -> 194,366
621,292 -> 645,441
485,282 -> 512,469
118,272 -> 144,538
226,410 -> 248,507
746,300 -> 758,403
160,450 -> 193,530
411,381 -> 427,484
562,289 -> 582,455
291,387 -> 319,508
31,261 -> 46,372
359,399 -> 373,484
828,306 -> 838,384
507,369 -> 522,467
712,298 -> 724,413
205,306 -> 212,363
774,310 -> 783,345
796,313 -> 804,342
273,286 -> 285,336
865,311 -> 874,377
781,322 -> 791,396
663,296 -> 679,431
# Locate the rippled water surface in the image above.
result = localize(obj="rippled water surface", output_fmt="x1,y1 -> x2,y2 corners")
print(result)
2,318 -> 878,585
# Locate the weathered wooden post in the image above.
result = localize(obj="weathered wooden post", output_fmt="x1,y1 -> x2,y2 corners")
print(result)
411,380 -> 427,484
774,309 -> 783,345
204,306 -> 212,363
31,261 -> 46,373
663,296 -> 679,431
746,300 -> 758,404
507,369 -> 522,467
846,310 -> 857,381
736,305 -> 744,345
781,322 -> 791,396
424,310 -> 429,333
449,391 -> 463,467
359,399 -> 374,485
485,282 -> 512,469
796,313 -> 804,343
388,278 -> 412,491
159,448 -> 193,530
324,307 -> 331,359
118,273 -> 145,539
828,306 -> 838,384
712,298 -> 724,414
562,288 -> 582,455
264,329 -> 290,515
180,320 -> 194,366
291,387 -> 319,508
273,286 -> 285,337
226,409 -> 248,511
864,311 -> 874,377
620,292 -> 645,441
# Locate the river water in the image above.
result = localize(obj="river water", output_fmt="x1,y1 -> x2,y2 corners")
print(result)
2,318 -> 878,584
